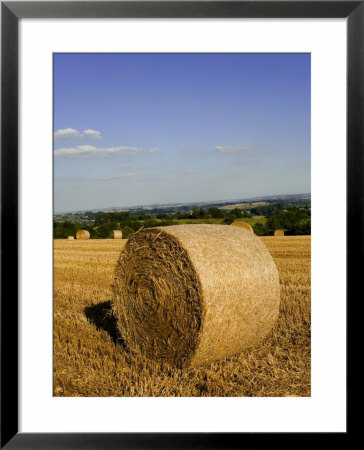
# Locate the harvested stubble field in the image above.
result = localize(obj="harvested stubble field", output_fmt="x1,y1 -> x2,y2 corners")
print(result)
53,235 -> 310,397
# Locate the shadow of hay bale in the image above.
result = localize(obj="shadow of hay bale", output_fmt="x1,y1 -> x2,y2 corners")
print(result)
84,301 -> 128,351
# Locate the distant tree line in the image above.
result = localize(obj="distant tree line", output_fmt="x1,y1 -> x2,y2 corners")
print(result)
253,207 -> 311,236
53,204 -> 311,239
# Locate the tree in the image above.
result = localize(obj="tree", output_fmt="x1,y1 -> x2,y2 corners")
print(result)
265,207 -> 311,236
207,207 -> 224,219
190,206 -> 206,219
253,223 -> 267,236
63,221 -> 76,230
266,214 -> 280,235
156,213 -> 170,220
122,226 -> 135,238
95,224 -> 111,238
229,208 -> 243,219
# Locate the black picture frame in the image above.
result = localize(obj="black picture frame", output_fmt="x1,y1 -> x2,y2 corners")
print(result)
1,1 -> 356,448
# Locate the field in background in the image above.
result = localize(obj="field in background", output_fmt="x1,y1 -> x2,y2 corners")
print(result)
53,236 -> 310,397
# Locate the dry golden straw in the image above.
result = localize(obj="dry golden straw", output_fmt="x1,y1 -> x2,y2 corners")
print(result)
112,230 -> 123,239
76,230 -> 90,240
274,230 -> 285,236
66,236 -> 74,240
113,224 -> 280,368
231,221 -> 254,233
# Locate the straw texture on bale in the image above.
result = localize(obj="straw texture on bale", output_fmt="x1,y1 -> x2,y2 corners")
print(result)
231,221 -> 254,233
112,230 -> 123,239
66,236 -> 74,240
76,230 -> 90,240
274,229 -> 285,236
113,224 -> 280,368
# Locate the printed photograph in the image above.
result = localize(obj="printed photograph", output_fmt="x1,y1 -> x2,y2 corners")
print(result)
53,53 -> 311,397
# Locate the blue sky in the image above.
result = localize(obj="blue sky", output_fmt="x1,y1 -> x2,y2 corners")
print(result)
54,53 -> 310,212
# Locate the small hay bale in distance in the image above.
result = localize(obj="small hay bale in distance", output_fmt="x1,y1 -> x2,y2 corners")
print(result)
111,230 -> 123,239
231,221 -> 254,233
76,230 -> 90,240
66,236 -> 74,240
113,224 -> 280,368
274,229 -> 285,236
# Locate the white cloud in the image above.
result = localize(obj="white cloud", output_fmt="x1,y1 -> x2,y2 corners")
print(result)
76,145 -> 97,151
83,129 -> 102,139
54,128 -> 81,140
215,144 -> 257,154
54,145 -> 142,159
150,147 -> 162,153
54,128 -> 102,140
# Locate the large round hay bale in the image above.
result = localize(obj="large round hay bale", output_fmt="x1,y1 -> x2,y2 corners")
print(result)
231,221 -> 254,233
112,230 -> 123,239
113,224 -> 280,368
66,236 -> 74,240
76,230 -> 90,240
274,229 -> 285,236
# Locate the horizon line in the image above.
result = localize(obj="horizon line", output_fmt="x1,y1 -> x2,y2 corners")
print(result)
54,192 -> 311,215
